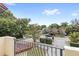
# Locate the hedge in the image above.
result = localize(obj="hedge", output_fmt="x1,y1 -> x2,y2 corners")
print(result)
40,38 -> 52,44
70,42 -> 79,47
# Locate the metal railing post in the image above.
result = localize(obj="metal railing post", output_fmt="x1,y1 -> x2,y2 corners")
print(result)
60,49 -> 63,56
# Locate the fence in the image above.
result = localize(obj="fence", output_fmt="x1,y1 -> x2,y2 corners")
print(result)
15,40 -> 64,56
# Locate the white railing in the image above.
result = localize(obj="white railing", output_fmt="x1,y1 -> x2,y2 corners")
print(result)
15,40 -> 64,56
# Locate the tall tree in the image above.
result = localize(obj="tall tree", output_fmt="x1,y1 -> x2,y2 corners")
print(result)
14,18 -> 30,38
26,24 -> 41,42
71,19 -> 79,25
49,23 -> 59,29
61,22 -> 68,28
48,23 -> 59,35
40,25 -> 46,30
0,9 -> 30,38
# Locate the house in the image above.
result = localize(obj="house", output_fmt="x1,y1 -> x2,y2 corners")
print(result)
0,3 -> 8,13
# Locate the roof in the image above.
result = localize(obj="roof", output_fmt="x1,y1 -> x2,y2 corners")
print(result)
0,3 -> 8,14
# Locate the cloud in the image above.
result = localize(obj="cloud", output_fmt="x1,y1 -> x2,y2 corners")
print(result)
5,3 -> 16,6
72,10 -> 79,16
72,13 -> 78,16
42,9 -> 61,16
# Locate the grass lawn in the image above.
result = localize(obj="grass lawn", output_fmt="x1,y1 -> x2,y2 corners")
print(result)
27,47 -> 46,56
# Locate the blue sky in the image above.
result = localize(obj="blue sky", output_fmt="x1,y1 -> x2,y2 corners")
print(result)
5,3 -> 79,26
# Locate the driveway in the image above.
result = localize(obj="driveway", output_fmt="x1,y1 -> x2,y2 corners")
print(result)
53,36 -> 69,48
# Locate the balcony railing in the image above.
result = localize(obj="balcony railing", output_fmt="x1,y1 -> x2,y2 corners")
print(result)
15,40 -> 64,56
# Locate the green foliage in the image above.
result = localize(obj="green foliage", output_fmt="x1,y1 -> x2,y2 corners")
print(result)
15,18 -> 30,38
61,22 -> 68,28
0,10 -> 16,36
69,32 -> 79,43
70,42 -> 79,47
40,38 -> 46,43
0,10 -> 16,19
40,25 -> 46,30
71,19 -> 79,25
42,28 -> 49,34
0,10 -> 30,38
65,25 -> 73,35
46,39 -> 52,44
48,23 -> 67,37
40,38 -> 52,44
26,24 -> 41,42
49,23 -> 59,29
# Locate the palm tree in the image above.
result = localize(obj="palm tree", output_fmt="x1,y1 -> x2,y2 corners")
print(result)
26,24 -> 41,42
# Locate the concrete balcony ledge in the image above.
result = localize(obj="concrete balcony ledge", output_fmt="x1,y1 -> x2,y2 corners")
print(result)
64,46 -> 79,51
64,46 -> 79,56
0,36 -> 15,56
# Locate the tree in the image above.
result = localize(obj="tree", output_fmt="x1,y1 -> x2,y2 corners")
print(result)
69,32 -> 79,43
71,19 -> 79,25
0,10 -> 16,36
49,23 -> 59,29
42,28 -> 49,34
26,24 -> 41,42
49,27 -> 58,35
65,25 -> 73,35
0,18 -> 16,36
48,23 -> 59,35
61,22 -> 68,28
70,19 -> 79,32
13,18 -> 30,38
58,27 -> 66,36
0,9 -> 30,38
0,10 -> 16,19
40,25 -> 46,30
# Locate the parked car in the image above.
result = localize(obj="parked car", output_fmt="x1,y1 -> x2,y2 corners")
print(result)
45,34 -> 54,40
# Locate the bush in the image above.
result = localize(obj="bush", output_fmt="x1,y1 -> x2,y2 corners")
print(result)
69,32 -> 79,47
46,39 -> 52,44
69,32 -> 79,43
40,38 -> 46,43
40,38 -> 52,44
70,42 -> 79,47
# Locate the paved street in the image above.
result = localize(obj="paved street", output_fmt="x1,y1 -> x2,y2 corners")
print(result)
53,37 -> 69,48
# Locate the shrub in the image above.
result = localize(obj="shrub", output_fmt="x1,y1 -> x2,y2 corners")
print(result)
70,42 -> 79,47
40,38 -> 52,44
46,38 -> 52,44
69,32 -> 79,43
69,32 -> 79,47
40,38 -> 46,43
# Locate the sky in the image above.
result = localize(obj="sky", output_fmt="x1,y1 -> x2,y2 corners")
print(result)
5,3 -> 79,26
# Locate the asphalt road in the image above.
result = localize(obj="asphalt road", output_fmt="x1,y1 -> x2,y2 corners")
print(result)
53,37 -> 69,48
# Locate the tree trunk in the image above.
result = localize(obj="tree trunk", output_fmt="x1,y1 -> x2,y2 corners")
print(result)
33,36 -> 36,42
